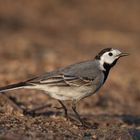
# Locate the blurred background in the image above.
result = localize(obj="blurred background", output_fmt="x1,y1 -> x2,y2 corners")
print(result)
0,0 -> 139,139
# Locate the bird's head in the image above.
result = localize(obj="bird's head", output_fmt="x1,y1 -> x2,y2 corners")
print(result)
95,48 -> 129,71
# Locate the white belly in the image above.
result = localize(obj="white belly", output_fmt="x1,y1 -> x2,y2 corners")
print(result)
26,85 -> 97,101
47,86 -> 93,100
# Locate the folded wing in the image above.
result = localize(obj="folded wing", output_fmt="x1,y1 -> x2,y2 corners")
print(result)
27,74 -> 94,87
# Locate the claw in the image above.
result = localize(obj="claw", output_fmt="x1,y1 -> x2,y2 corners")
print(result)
80,121 -> 99,129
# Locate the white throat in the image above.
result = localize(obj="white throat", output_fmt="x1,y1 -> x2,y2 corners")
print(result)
99,59 -> 106,71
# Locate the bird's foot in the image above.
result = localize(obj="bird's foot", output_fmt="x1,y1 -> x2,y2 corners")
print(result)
81,121 -> 99,129
23,109 -> 36,116
77,118 -> 99,129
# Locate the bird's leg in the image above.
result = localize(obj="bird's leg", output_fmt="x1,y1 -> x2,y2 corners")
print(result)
57,100 -> 68,118
72,100 -> 85,126
72,100 -> 98,129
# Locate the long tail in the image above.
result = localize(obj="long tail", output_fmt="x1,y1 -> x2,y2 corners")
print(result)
0,82 -> 30,93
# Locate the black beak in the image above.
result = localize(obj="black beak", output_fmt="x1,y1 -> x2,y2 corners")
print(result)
118,52 -> 129,58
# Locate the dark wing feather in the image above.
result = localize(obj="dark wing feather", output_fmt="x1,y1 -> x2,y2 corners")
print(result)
26,60 -> 99,87
27,74 -> 93,87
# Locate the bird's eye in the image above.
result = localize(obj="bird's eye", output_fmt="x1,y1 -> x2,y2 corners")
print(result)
108,52 -> 113,56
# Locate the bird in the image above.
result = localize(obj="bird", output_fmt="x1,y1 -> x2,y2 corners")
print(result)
0,48 -> 128,127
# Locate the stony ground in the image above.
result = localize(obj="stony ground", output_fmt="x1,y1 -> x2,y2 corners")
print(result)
0,0 -> 140,140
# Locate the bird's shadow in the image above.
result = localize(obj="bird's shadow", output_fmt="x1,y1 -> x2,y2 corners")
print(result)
129,128 -> 140,140
34,110 -> 140,139
23,104 -> 61,117
3,95 -> 140,139
3,94 -> 140,139
114,114 -> 140,126
4,95 -> 140,126
21,107 -> 140,139
24,105 -> 140,126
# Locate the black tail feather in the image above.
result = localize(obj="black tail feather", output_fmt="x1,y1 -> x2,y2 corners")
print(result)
0,82 -> 29,93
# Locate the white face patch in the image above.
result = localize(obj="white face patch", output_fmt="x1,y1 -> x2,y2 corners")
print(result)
99,49 -> 122,70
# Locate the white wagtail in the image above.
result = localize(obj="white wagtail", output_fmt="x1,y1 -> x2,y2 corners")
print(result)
0,48 -> 128,126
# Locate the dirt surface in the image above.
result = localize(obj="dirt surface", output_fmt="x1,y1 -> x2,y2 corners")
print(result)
0,0 -> 140,140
